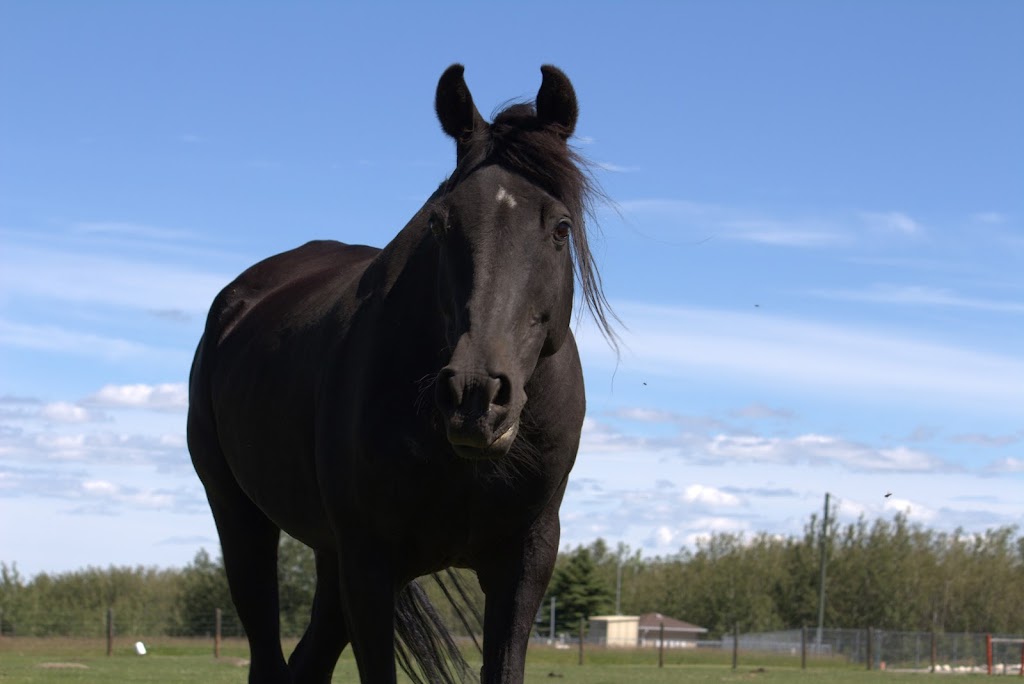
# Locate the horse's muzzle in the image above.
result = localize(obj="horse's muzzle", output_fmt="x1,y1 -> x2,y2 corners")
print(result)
436,367 -> 522,459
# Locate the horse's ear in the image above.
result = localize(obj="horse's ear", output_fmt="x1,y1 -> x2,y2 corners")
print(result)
536,65 -> 578,138
435,64 -> 485,152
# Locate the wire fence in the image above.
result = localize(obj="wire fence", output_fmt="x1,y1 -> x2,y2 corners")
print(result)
729,628 -> 998,670
541,624 -> 1024,674
0,608 -> 246,639
3,608 -> 1023,675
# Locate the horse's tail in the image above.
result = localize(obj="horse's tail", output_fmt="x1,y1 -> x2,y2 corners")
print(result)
394,570 -> 483,684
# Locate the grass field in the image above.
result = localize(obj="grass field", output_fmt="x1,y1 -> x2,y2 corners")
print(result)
0,637 -> 986,682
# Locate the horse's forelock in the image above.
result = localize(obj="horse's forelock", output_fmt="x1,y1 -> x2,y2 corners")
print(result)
485,103 -> 621,352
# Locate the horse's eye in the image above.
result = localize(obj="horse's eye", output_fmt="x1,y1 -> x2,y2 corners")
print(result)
428,213 -> 445,238
553,220 -> 571,244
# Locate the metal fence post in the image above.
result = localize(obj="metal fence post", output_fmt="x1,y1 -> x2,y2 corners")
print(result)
577,617 -> 584,666
801,625 -> 807,669
214,608 -> 222,658
106,607 -> 113,656
866,627 -> 873,670
658,622 -> 664,668
732,623 -> 739,670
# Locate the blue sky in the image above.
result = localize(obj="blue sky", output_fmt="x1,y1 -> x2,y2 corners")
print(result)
1,2 -> 1021,577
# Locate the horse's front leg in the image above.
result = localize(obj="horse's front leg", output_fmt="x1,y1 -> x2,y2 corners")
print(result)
476,513 -> 561,684
336,540 -> 398,684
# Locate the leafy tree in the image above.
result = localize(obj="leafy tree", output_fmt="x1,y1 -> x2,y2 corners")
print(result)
174,548 -> 236,636
277,534 -> 316,636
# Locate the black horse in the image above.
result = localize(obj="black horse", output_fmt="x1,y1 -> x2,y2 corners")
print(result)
187,64 -> 614,683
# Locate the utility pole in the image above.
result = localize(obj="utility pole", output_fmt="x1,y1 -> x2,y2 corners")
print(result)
615,558 -> 623,614
816,492 -> 830,647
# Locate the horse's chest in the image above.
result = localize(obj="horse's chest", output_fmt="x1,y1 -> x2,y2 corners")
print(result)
348,461 -> 555,572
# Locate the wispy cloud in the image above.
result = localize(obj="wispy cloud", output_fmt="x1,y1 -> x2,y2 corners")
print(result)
972,212 -> 1008,225
594,161 -> 640,173
581,417 -> 950,473
617,199 -> 934,248
0,245 -> 230,314
617,199 -> 845,247
987,457 -> 1024,473
722,219 -> 848,247
730,404 -> 795,420
0,465 -> 204,514
577,302 -> 1024,411
951,432 -> 1022,448
808,284 -> 1024,314
38,402 -> 109,424
0,319 -> 165,361
1,429 -> 186,465
860,211 -> 924,236
703,433 -> 946,472
71,221 -> 197,242
148,309 -> 193,323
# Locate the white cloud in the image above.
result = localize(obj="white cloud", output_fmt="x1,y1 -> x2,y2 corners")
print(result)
882,496 -> 938,522
682,484 -> 741,506
82,479 -> 118,495
88,383 -> 187,412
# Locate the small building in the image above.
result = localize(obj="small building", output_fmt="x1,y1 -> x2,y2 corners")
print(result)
637,612 -> 707,648
589,613 -> 707,648
588,615 -> 639,647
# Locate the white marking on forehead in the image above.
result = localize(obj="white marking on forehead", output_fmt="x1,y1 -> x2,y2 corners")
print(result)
495,185 -> 517,209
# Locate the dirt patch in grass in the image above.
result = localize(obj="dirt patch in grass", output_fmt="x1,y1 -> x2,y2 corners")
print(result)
38,662 -> 89,669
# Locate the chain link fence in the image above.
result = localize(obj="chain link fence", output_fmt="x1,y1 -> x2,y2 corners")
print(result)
728,628 -> 1023,673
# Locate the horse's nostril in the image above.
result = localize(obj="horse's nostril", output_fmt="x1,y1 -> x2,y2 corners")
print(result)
435,367 -> 461,412
492,374 -> 512,409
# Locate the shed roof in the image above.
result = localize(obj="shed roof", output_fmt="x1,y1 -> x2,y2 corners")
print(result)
637,613 -> 707,634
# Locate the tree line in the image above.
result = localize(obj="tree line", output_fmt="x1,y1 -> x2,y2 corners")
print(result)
544,513 -> 1024,638
1,512 -> 1021,639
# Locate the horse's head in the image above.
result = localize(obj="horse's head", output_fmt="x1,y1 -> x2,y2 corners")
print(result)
428,64 -> 609,460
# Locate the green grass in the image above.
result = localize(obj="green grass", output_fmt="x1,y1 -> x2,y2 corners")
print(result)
0,638 -> 983,682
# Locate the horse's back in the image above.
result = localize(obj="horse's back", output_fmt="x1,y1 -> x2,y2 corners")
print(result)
207,240 -> 377,343
188,239 -> 379,542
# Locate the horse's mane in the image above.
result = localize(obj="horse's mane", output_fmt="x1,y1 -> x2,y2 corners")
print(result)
445,102 -> 620,351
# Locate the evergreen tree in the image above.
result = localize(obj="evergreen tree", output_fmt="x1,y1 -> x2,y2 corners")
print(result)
545,547 -> 613,635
